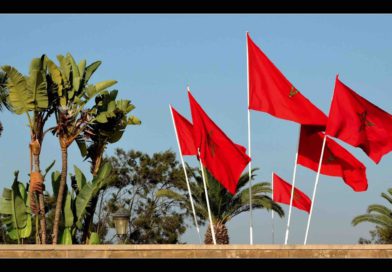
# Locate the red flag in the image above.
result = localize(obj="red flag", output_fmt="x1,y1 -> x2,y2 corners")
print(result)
188,91 -> 251,194
247,33 -> 327,126
170,105 -> 246,156
170,105 -> 197,156
298,125 -> 368,192
273,173 -> 311,213
326,76 -> 392,164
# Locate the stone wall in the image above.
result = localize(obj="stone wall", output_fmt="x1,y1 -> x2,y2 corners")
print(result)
0,244 -> 391,258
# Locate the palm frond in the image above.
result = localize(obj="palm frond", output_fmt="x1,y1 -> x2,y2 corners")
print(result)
0,71 -> 12,112
352,214 -> 392,228
367,204 -> 392,217
381,191 -> 392,205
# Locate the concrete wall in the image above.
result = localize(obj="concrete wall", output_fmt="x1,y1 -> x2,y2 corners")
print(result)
0,244 -> 391,258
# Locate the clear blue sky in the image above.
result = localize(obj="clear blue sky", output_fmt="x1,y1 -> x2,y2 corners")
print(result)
0,14 -> 391,244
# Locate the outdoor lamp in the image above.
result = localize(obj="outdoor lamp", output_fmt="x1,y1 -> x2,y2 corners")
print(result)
112,207 -> 130,241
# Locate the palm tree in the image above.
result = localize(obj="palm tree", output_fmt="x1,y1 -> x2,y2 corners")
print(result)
77,90 -> 141,243
157,167 -> 284,244
352,188 -> 392,244
2,57 -> 55,243
46,53 -> 116,244
0,71 -> 12,138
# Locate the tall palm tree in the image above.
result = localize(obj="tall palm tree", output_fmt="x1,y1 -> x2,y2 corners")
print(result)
46,53 -> 116,244
157,167 -> 284,244
2,57 -> 55,243
352,188 -> 392,244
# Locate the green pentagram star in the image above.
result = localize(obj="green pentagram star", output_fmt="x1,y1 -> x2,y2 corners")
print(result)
289,86 -> 299,98
357,110 -> 374,132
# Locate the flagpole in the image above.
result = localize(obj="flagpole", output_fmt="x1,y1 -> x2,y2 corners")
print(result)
246,31 -> 254,245
284,125 -> 301,244
271,172 -> 275,244
198,149 -> 217,245
169,105 -> 202,244
304,135 -> 327,245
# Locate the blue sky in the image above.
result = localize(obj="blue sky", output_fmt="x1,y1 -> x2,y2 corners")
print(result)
0,14 -> 391,244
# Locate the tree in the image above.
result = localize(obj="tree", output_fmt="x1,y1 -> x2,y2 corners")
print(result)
157,167 -> 284,244
352,187 -> 392,244
99,149 -> 190,244
2,56 -> 55,243
0,71 -> 12,138
76,90 -> 140,243
46,53 -> 116,244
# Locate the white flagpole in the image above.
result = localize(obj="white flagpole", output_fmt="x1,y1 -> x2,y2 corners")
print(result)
284,126 -> 301,245
198,149 -> 217,245
169,105 -> 202,244
304,135 -> 327,245
246,31 -> 254,245
271,172 -> 275,244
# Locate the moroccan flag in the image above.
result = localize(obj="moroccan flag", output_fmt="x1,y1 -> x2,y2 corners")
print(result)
188,91 -> 251,194
247,33 -> 327,126
298,125 -> 368,192
170,105 -> 197,156
326,76 -> 392,164
273,173 -> 311,213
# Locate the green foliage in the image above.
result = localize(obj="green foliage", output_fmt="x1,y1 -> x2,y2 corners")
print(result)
0,71 -> 11,112
0,172 -> 32,242
157,167 -> 284,227
88,232 -> 100,244
60,228 -> 72,245
47,163 -> 114,244
0,71 -> 8,138
47,53 -> 116,110
352,188 -> 392,244
100,149 -> 189,244
77,90 -> 141,171
73,89 -> 141,243
63,192 -> 74,228
2,55 -> 48,115
74,163 -> 113,229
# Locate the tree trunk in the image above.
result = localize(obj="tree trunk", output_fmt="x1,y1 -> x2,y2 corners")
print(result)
32,153 -> 46,244
204,221 -> 229,244
52,144 -> 67,244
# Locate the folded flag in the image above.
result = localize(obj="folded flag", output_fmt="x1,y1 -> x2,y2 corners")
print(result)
326,75 -> 392,164
188,91 -> 251,194
170,105 -> 197,156
298,125 -> 368,192
273,172 -> 311,213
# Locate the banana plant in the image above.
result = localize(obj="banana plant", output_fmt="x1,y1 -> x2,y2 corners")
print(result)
51,170 -> 73,244
51,162 -> 113,244
0,171 -> 32,244
46,53 -> 116,244
76,90 -> 141,243
0,71 -> 12,138
1,56 -> 54,243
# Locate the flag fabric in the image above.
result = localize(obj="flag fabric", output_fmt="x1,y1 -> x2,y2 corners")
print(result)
170,105 -> 197,156
170,105 -> 246,156
247,33 -> 327,126
273,173 -> 311,213
298,125 -> 368,192
188,91 -> 251,194
326,76 -> 392,164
